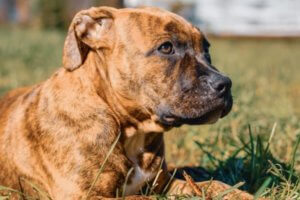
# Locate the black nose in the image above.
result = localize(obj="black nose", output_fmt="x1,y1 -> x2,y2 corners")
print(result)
208,75 -> 232,95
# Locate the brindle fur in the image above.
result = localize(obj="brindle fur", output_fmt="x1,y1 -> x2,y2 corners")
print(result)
0,6 -> 257,200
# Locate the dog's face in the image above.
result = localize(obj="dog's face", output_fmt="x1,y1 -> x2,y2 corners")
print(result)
110,8 -> 233,127
63,7 -> 232,128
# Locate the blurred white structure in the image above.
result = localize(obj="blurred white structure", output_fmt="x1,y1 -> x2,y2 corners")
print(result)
125,0 -> 300,36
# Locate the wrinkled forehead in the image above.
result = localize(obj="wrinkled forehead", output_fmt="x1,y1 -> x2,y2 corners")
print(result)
116,8 -> 204,52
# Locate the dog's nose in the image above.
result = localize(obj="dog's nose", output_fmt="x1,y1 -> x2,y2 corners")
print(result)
208,75 -> 232,95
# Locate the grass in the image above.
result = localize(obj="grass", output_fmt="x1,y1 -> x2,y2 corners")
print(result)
0,28 -> 299,199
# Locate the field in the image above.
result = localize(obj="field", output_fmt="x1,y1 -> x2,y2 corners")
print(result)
0,28 -> 300,199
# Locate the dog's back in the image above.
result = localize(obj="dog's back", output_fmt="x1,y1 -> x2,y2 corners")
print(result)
0,86 -> 40,194
0,87 -> 31,112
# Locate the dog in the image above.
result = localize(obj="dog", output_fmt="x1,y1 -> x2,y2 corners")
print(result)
0,6 -> 259,200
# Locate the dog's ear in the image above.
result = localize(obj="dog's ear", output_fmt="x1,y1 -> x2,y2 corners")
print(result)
63,7 -> 115,71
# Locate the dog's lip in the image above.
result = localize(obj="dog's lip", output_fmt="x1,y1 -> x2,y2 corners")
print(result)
220,94 -> 233,118
158,95 -> 232,127
159,105 -> 224,127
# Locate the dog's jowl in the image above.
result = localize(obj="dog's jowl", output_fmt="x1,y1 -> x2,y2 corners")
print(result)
0,6 -> 260,200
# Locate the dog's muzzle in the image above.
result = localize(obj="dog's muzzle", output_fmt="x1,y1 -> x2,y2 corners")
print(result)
157,72 -> 233,127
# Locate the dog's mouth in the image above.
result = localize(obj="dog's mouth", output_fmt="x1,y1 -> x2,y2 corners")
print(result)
158,95 -> 233,127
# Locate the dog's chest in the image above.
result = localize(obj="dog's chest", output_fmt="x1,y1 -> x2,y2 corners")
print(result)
123,133 -> 157,195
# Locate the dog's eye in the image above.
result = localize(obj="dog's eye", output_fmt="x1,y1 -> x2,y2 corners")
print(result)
158,42 -> 174,55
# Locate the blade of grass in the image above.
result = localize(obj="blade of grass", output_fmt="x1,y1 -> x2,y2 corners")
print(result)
122,167 -> 134,199
288,135 -> 300,182
212,182 -> 245,200
0,186 -> 24,200
143,182 -> 151,196
148,157 -> 165,196
162,168 -> 177,195
0,184 -> 37,200
265,122 -> 277,154
0,185 -> 22,194
83,132 -> 121,200
116,188 -> 119,198
148,169 -> 163,196
254,177 -> 272,199
195,141 -> 219,167
20,178 -> 51,200
248,125 -> 256,185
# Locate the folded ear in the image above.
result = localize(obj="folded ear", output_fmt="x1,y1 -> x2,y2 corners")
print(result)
63,7 -> 115,71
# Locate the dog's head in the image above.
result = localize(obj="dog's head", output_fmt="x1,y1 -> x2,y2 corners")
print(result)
63,7 -> 232,129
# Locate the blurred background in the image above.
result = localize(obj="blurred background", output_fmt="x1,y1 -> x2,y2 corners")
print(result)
0,0 -> 300,197
1,0 -> 300,36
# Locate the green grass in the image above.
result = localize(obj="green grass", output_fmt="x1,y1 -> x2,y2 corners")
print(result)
0,28 -> 300,199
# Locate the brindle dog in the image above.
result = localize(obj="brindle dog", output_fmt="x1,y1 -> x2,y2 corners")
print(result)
0,6 -> 258,200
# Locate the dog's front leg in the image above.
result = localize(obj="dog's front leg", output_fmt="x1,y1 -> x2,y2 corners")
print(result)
154,171 -> 260,199
165,178 -> 265,200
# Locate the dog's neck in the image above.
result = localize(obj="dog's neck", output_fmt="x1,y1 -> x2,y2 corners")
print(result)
58,51 -> 168,136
